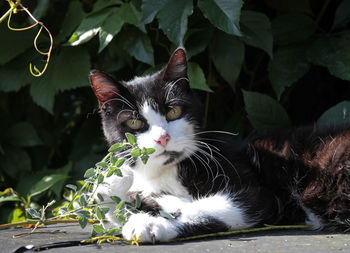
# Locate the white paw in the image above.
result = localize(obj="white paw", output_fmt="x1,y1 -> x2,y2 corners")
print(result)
122,213 -> 178,243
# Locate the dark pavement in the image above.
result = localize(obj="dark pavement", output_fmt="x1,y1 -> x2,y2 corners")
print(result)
1,224 -> 350,253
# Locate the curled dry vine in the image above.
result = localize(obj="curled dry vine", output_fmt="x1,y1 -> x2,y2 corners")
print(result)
0,0 -> 53,76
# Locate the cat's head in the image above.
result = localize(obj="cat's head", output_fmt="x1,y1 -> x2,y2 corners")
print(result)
90,48 -> 202,171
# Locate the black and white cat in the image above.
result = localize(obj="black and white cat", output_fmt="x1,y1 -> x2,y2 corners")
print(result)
90,48 -> 350,242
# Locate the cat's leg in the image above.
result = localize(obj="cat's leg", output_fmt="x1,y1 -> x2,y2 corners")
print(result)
122,192 -> 256,242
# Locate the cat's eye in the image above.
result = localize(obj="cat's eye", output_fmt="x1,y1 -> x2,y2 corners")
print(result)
166,106 -> 182,121
126,119 -> 144,130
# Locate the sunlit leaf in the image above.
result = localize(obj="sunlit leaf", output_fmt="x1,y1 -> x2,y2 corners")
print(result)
29,174 -> 67,197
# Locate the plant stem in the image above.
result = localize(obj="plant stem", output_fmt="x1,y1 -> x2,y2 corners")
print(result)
0,219 -> 81,230
0,5 -> 15,23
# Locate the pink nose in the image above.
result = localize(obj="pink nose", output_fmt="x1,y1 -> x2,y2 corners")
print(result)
155,134 -> 170,148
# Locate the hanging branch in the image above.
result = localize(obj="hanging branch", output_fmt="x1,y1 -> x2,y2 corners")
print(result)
1,0 -> 53,77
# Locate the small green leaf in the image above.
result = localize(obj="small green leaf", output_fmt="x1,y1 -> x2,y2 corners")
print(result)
75,210 -> 91,219
96,206 -> 105,220
106,169 -> 114,177
96,162 -> 109,168
108,143 -> 125,152
114,169 -> 123,177
79,216 -> 88,229
26,208 -> 41,219
131,148 -> 142,157
97,193 -> 104,202
135,194 -> 141,209
65,184 -> 77,192
115,158 -> 125,167
79,194 -> 88,207
125,133 -> 136,145
116,201 -> 125,211
106,228 -> 121,235
97,174 -> 104,184
84,168 -> 96,178
160,210 -> 175,220
146,148 -> 156,155
141,155 -> 149,164
110,196 -> 121,204
93,224 -> 105,234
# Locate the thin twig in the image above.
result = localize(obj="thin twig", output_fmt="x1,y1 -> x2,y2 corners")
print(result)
13,230 -> 67,239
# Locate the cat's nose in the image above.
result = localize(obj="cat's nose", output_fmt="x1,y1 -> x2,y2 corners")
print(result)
155,134 -> 170,148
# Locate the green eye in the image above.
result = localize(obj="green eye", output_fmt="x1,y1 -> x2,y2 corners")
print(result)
126,119 -> 144,130
166,106 -> 182,121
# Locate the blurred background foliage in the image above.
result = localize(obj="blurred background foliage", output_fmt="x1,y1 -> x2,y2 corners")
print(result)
1,0 -> 350,224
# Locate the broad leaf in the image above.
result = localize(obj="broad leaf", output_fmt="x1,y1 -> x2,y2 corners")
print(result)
188,62 -> 212,92
141,0 -> 169,24
93,224 -> 105,233
117,2 -> 142,25
157,0 -> 193,46
78,216 -> 88,229
29,174 -> 67,197
240,10 -> 273,58
0,196 -> 21,203
6,122 -> 43,147
92,0 -> 122,13
0,147 -> 31,179
243,91 -> 291,131
272,13 -> 317,45
99,9 -> 124,53
0,24 -> 34,65
198,0 -> 243,36
333,0 -> 350,29
184,24 -> 214,59
308,35 -> 350,81
268,45 -> 310,99
318,101 -> 350,125
211,31 -> 244,89
30,47 -> 91,113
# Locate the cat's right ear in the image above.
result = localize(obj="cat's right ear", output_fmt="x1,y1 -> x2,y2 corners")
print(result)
90,70 -> 120,110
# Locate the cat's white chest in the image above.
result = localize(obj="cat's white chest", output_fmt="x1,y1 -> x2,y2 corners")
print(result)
130,165 -> 190,198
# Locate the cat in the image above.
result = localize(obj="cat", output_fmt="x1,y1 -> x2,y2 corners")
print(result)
89,48 -> 350,243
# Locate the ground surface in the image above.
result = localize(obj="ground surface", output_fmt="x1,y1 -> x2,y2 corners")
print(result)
1,223 -> 350,253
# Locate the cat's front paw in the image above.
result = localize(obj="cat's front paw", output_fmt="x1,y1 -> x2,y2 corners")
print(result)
122,213 -> 178,243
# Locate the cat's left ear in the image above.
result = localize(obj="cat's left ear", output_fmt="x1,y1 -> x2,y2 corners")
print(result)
163,47 -> 187,81
90,70 -> 121,110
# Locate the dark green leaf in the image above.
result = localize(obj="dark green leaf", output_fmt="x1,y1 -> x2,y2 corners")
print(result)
96,206 -> 105,220
272,13 -> 317,45
99,9 -> 124,53
317,101 -> 350,125
211,31 -> 244,89
65,184 -> 77,192
0,147 -> 31,179
110,196 -> 121,203
308,35 -> 350,81
84,168 -> 96,178
79,194 -> 88,207
159,210 -> 175,220
333,0 -> 350,28
106,169 -> 114,177
125,133 -> 136,145
114,168 -> 123,177
93,224 -> 105,233
115,158 -> 125,167
96,161 -> 109,168
97,174 -> 104,184
0,24 -> 34,65
26,208 -> 41,219
75,210 -> 91,219
268,45 -> 310,99
30,47 -> 91,113
188,62 -> 212,92
29,174 -> 67,197
243,91 -> 291,131
135,194 -> 141,209
117,2 -> 142,25
6,122 -> 43,147
141,155 -> 149,164
32,0 -> 50,21
184,24 -> 214,59
0,196 -> 21,203
92,0 -> 122,13
157,0 -> 193,45
198,0 -> 243,36
78,216 -> 88,229
140,0 -> 169,24
240,10 -> 273,58
97,193 -> 104,202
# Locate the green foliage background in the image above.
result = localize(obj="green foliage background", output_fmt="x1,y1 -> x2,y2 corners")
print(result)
1,0 -> 350,224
